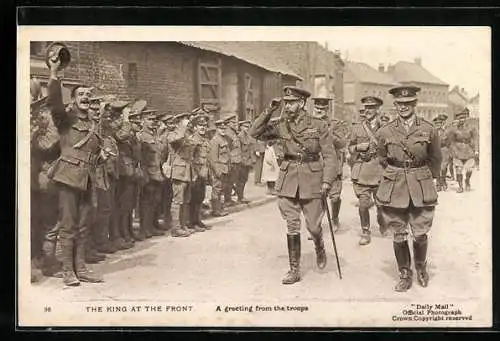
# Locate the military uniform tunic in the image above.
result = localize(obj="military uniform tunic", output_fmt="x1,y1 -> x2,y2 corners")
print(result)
189,132 -> 210,222
249,108 -> 337,236
375,116 -> 442,242
224,127 -> 242,202
448,122 -> 478,172
208,132 -> 230,203
328,118 -> 348,202
236,130 -> 256,200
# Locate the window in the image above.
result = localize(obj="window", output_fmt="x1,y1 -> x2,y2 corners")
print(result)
127,63 -> 138,86
198,57 -> 221,108
30,42 -> 49,56
244,73 -> 255,120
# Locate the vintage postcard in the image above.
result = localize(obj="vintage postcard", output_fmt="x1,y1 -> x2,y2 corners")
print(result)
17,26 -> 492,328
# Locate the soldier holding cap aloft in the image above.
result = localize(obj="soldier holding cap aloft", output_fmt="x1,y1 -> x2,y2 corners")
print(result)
375,85 -> 442,292
448,108 -> 478,193
249,86 -> 338,285
137,108 -> 167,240
236,120 -> 255,204
432,114 -> 450,191
162,112 -> 195,237
208,119 -> 230,217
188,114 -> 212,231
348,96 -> 385,245
46,51 -> 105,286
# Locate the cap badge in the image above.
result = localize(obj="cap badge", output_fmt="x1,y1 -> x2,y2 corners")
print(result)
285,88 -> 292,95
401,89 -> 409,96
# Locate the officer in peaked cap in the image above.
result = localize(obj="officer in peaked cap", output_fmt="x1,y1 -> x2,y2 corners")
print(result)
432,114 -> 450,192
311,95 -> 331,120
208,119 -> 230,217
236,120 -> 255,204
249,84 -> 337,285
188,113 -> 212,231
348,95 -> 385,246
448,107 -> 477,193
221,113 -> 242,206
375,84 -> 441,292
129,100 -> 147,124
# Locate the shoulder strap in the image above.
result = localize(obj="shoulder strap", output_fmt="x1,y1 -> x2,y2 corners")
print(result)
361,120 -> 379,147
72,120 -> 97,149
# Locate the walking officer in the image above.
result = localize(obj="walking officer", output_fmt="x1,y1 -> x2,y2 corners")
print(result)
236,120 -> 255,203
249,86 -> 338,285
432,114 -> 450,191
311,94 -> 347,232
188,114 -> 212,231
375,85 -> 442,292
163,112 -> 195,237
223,114 -> 242,206
348,96 -> 385,245
448,108 -> 478,193
208,119 -> 230,217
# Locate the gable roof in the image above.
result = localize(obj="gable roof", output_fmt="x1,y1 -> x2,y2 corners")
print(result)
344,61 -> 398,86
178,41 -> 302,80
390,61 -> 448,86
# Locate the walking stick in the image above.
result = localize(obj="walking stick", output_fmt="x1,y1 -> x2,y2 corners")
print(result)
322,196 -> 343,279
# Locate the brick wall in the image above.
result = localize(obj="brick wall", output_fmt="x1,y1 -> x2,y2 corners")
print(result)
34,41 -> 197,114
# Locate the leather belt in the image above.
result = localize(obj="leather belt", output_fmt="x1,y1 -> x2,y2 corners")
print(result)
388,159 -> 427,168
284,153 -> 320,163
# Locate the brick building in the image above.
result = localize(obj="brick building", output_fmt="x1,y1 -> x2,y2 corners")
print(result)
244,42 -> 345,120
29,41 -> 301,121
343,61 -> 399,123
386,58 -> 449,122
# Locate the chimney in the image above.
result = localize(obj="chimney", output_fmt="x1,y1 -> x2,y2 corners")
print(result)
378,63 -> 385,72
414,57 -> 422,65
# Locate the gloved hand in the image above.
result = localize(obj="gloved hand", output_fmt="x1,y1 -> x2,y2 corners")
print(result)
320,182 -> 331,196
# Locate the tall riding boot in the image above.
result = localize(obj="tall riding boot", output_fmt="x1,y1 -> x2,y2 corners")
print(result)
74,235 -> 103,283
312,234 -> 327,269
393,241 -> 413,292
60,237 -> 79,286
170,204 -> 190,237
282,234 -> 301,285
183,204 -> 197,234
358,207 -> 371,245
465,171 -> 472,191
413,235 -> 429,287
456,174 -> 464,193
330,199 -> 341,232
211,198 -> 228,217
41,239 -> 63,277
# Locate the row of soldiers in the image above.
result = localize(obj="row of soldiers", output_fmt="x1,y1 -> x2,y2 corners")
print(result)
30,55 -> 257,285
250,83 -> 478,292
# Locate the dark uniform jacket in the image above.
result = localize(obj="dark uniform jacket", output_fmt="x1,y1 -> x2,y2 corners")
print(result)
46,79 -> 103,191
238,130 -> 256,167
447,122 -> 477,160
137,128 -> 166,183
190,132 -> 210,181
375,116 -> 442,208
225,128 -> 242,164
329,118 -> 348,176
437,126 -> 450,165
208,133 -> 230,177
115,121 -> 142,179
31,111 -> 60,191
249,108 -> 338,200
164,124 -> 194,183
348,119 -> 384,186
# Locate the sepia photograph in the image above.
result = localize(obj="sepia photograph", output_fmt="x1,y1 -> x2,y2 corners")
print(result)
17,26 -> 491,328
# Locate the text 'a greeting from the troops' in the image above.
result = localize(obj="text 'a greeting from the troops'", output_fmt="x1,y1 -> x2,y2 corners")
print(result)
392,303 -> 472,322
215,305 -> 309,313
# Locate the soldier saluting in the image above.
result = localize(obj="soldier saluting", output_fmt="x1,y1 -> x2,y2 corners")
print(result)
249,86 -> 338,285
375,86 -> 442,292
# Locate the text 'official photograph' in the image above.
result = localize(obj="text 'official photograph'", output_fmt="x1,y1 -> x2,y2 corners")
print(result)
17,26 -> 491,328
